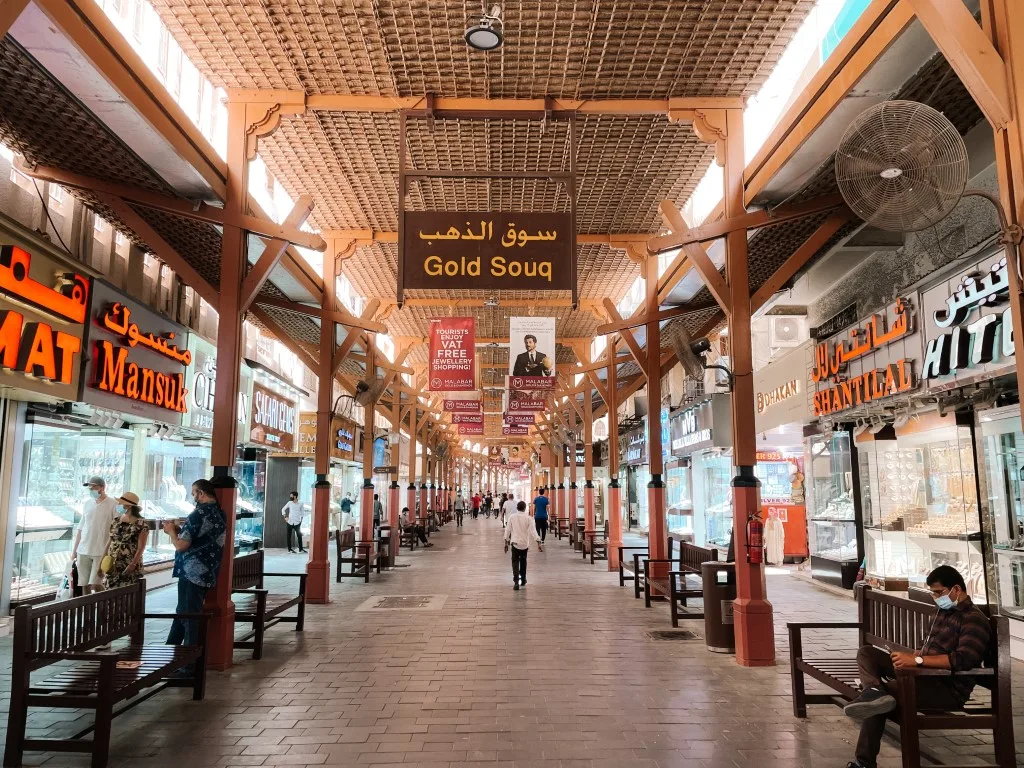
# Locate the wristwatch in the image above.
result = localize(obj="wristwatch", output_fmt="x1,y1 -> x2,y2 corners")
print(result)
915,656 -> 924,666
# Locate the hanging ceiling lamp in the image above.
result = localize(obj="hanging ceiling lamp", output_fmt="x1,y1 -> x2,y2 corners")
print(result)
465,4 -> 503,51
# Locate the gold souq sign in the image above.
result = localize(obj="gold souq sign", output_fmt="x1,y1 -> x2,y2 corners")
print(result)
401,211 -> 573,292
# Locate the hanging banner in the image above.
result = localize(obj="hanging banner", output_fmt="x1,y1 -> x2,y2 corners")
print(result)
451,413 -> 483,424
509,375 -> 557,392
443,397 -> 481,412
403,211 -> 573,293
503,412 -> 536,425
507,397 -> 545,412
508,316 -> 556,377
458,423 -> 484,436
502,424 -> 529,436
428,317 -> 475,391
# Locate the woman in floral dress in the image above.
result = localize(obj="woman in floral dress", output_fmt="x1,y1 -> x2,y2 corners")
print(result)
102,492 -> 148,589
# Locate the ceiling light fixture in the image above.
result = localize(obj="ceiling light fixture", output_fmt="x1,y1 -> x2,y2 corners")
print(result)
465,3 -> 503,52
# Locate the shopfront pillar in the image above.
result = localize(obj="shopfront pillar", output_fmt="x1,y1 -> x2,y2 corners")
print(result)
607,354 -> 623,569
418,417 -> 428,520
724,107 -> 775,666
569,409 -> 579,527
584,379 -> 598,560
358,343 -> 376,542
389,396 -> 401,560
644,256 -> 668,566
556,437 -> 566,524
204,99 -> 249,668
407,406 -> 418,517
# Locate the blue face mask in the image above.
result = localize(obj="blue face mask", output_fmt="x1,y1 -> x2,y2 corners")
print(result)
89,489 -> 101,500
935,589 -> 957,611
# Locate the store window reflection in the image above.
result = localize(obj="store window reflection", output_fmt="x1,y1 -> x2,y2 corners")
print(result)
12,420 -> 130,605
234,446 -> 266,552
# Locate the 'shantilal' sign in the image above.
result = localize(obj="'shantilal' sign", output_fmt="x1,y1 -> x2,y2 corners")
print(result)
403,211 -> 573,293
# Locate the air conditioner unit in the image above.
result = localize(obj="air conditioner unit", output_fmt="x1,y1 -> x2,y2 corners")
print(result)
769,316 -> 807,348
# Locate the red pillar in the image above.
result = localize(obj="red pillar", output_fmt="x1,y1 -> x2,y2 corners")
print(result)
607,355 -> 623,569
724,107 -> 775,666
644,255 -> 667,565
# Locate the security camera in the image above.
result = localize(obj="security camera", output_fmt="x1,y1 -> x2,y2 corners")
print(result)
689,338 -> 712,356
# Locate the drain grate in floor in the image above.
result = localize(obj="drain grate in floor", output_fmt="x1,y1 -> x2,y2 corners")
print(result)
355,594 -> 448,612
646,630 -> 698,641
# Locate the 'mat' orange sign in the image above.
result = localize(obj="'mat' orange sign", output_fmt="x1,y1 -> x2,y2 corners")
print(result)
0,309 -> 80,383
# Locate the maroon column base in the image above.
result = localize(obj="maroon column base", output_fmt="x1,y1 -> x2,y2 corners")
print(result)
306,483 -> 332,605
607,484 -> 623,570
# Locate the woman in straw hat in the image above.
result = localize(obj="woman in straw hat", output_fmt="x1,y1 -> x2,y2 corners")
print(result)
102,491 -> 149,589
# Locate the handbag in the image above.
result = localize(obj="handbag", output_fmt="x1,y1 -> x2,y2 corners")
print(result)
100,554 -> 113,573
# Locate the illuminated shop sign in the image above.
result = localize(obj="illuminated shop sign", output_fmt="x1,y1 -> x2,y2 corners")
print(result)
921,254 -> 1015,385
185,334 -> 251,433
84,281 -> 190,423
249,382 -> 297,451
670,395 -> 731,455
624,428 -> 647,465
0,245 -> 88,399
811,297 -> 918,417
756,379 -> 799,414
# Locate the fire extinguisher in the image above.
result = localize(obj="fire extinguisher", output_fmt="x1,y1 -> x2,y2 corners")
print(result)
746,512 -> 765,564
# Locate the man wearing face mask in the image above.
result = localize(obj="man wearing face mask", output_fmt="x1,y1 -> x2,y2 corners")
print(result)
842,565 -> 991,768
71,476 -> 119,594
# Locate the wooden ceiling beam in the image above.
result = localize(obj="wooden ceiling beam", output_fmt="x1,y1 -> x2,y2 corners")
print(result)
656,201 -> 731,314
249,306 -> 318,373
240,194 -> 315,312
595,303 -> 720,335
0,0 -> 29,38
252,296 -> 388,334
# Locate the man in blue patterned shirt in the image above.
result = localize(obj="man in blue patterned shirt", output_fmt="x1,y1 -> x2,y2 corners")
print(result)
164,478 -> 226,647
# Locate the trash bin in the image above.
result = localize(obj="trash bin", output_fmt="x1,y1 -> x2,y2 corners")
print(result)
701,561 -> 736,653
378,525 -> 392,569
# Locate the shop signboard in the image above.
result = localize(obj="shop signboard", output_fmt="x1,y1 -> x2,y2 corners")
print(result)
509,375 -> 557,391
443,397 -> 481,412
297,411 -> 317,456
624,426 -> 647,465
249,382 -> 297,451
402,211 -> 573,293
810,297 -> 921,418
0,244 -> 89,401
507,397 -> 545,412
83,280 -> 190,424
295,412 -> 357,461
428,317 -> 475,391
503,412 -> 535,425
502,424 -> 529,436
451,413 -> 483,424
562,442 -> 587,465
811,303 -> 858,341
753,341 -> 814,433
920,251 -> 1016,389
458,423 -> 484,436
670,394 -> 732,455
184,334 -> 252,434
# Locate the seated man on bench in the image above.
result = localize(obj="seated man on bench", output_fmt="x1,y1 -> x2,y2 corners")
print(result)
401,507 -> 432,548
843,565 -> 991,768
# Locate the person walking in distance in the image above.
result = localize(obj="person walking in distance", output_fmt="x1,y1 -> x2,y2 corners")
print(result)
501,491 -> 517,528
532,487 -> 550,543
373,493 -> 383,534
455,491 -> 468,521
281,491 -> 306,553
472,491 -> 483,519
504,500 -> 542,590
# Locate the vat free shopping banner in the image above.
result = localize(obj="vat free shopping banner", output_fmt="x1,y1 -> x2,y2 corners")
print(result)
428,317 -> 475,392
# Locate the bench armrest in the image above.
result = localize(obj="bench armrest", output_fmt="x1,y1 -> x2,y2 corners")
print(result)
143,612 -> 212,622
618,545 -> 648,551
231,587 -> 269,596
33,650 -> 119,661
262,572 -> 307,578
786,622 -> 865,630
896,667 -> 995,677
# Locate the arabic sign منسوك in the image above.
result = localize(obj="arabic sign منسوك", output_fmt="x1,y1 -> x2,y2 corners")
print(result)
402,211 -> 573,293
83,280 -> 190,424
0,244 -> 88,401
920,251 -> 1015,388
810,297 -> 919,418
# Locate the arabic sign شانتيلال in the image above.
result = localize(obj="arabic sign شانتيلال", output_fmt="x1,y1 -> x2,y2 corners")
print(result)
403,212 -> 573,292
0,244 -> 88,400
810,297 -> 918,417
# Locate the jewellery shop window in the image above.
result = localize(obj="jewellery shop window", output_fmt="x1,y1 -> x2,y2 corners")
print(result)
807,432 -> 857,566
666,462 -> 693,537
858,416 -> 984,598
694,450 -> 733,549
977,405 -> 1024,620
234,447 -> 267,552
12,420 -> 131,605
141,437 -> 206,568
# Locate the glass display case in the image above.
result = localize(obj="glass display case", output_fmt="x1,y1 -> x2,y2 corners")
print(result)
666,462 -> 693,537
139,437 -> 209,568
693,450 -> 733,549
977,405 -> 1024,620
859,416 -> 984,598
755,459 -> 795,504
807,431 -> 860,589
12,420 -> 132,604
233,447 -> 267,551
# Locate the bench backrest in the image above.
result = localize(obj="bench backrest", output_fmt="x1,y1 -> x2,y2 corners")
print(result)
335,527 -> 356,552
678,542 -> 718,572
857,586 -> 1008,681
13,580 -> 147,672
233,549 -> 264,591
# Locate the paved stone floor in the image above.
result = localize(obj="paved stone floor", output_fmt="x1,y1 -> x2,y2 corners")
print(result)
3,516 -> 1024,767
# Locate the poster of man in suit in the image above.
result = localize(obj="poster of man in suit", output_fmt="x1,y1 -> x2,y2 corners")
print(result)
509,317 -> 555,377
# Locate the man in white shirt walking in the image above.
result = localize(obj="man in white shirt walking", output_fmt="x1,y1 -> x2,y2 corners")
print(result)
504,500 -> 542,590
501,491 -> 518,528
281,491 -> 306,553
72,476 -> 119,593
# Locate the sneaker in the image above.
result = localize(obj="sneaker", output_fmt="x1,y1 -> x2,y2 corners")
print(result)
288,549 -> 295,553
521,579 -> 526,586
513,583 -> 520,591
298,548 -> 306,553
843,687 -> 897,720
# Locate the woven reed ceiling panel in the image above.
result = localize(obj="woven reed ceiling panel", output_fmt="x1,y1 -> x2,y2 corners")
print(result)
150,0 -> 813,98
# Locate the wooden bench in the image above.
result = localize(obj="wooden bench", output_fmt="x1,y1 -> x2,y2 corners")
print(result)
553,518 -> 570,540
335,528 -> 382,581
642,542 -> 717,626
233,549 -> 306,660
618,544 -> 650,598
789,586 -> 1015,768
4,580 -> 207,768
582,522 -> 609,563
